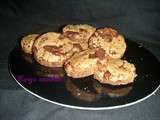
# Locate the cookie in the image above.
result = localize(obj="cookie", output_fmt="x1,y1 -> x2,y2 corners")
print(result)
63,24 -> 96,50
64,48 -> 108,78
21,34 -> 39,54
89,28 -> 126,59
94,59 -> 137,85
33,32 -> 82,67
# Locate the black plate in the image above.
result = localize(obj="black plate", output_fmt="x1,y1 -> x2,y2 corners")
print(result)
8,40 -> 160,110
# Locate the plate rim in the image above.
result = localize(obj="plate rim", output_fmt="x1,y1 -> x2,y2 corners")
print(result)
9,65 -> 160,110
8,42 -> 160,110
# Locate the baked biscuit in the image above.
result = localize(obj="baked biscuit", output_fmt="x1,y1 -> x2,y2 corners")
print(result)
94,59 -> 137,85
21,34 -> 39,54
63,24 -> 96,50
64,48 -> 108,78
33,32 -> 81,67
89,28 -> 126,59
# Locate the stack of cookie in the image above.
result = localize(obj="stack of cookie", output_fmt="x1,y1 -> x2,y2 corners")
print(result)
21,24 -> 137,85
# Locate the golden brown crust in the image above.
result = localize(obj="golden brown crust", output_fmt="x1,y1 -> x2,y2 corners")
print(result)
20,25 -> 137,86
94,59 -> 137,85
97,28 -> 118,41
64,48 -> 109,78
21,34 -> 39,54
63,24 -> 96,50
33,32 -> 81,67
89,28 -> 126,59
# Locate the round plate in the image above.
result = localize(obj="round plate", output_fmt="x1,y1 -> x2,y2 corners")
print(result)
8,40 -> 160,110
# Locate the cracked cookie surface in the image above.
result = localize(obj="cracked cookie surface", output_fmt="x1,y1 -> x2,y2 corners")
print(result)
63,24 -> 96,50
64,48 -> 109,78
94,59 -> 137,85
21,34 -> 39,54
89,28 -> 126,59
33,32 -> 81,67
